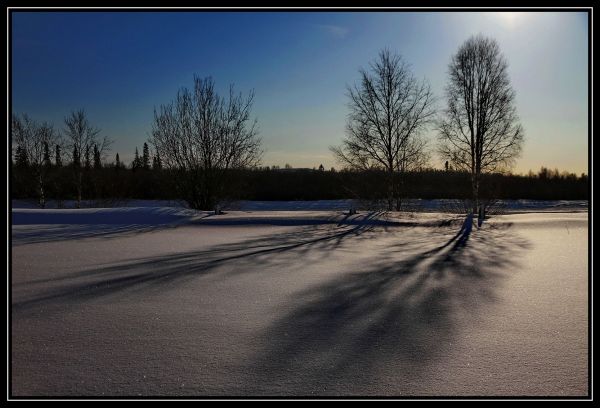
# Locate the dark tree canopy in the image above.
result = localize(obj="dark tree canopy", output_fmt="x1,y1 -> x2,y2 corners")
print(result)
84,145 -> 91,169
43,142 -> 51,167
153,152 -> 162,170
93,144 -> 102,169
55,144 -> 62,168
133,147 -> 141,170
15,145 -> 28,168
142,142 -> 150,170
72,146 -> 80,168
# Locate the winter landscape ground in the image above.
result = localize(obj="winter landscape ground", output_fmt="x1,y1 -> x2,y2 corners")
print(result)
10,201 -> 589,397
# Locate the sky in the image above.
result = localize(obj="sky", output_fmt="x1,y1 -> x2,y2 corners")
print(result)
11,10 -> 589,175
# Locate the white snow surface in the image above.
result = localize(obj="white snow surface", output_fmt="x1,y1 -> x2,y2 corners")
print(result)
10,206 -> 589,397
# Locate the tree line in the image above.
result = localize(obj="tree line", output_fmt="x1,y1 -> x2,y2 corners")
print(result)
10,34 -> 588,213
11,158 -> 588,205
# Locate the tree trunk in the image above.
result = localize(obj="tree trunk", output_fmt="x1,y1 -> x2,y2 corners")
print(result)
395,172 -> 404,212
76,171 -> 82,209
387,168 -> 394,211
471,171 -> 479,216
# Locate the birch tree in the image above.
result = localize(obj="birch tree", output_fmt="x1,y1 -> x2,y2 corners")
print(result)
331,49 -> 435,210
438,35 -> 524,219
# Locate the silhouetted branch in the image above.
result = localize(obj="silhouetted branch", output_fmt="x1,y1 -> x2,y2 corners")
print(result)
331,49 -> 436,210
437,35 -> 524,216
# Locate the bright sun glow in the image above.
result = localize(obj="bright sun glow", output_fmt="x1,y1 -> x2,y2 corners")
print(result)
495,12 -> 527,27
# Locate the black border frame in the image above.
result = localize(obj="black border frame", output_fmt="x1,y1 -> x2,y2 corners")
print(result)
6,5 -> 593,401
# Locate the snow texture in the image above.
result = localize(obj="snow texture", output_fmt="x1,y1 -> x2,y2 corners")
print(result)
10,206 -> 588,397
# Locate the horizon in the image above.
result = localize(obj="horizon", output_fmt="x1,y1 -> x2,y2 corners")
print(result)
11,10 -> 589,176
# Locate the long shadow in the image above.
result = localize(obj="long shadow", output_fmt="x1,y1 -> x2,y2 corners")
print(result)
11,212 -> 531,395
10,210 -> 427,246
11,223 -> 179,245
10,208 -> 218,245
15,210 -> 452,288
13,211 -> 412,314
238,216 -> 531,396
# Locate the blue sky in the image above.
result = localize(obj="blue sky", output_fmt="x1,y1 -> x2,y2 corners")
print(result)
11,11 -> 589,174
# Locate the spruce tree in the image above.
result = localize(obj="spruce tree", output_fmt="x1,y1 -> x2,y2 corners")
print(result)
72,146 -> 80,168
133,147 -> 140,170
84,145 -> 91,169
153,152 -> 162,170
93,144 -> 101,169
15,145 -> 28,168
142,142 -> 150,170
43,142 -> 51,167
55,144 -> 62,168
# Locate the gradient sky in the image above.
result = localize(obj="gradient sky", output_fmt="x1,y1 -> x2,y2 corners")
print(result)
11,10 -> 589,175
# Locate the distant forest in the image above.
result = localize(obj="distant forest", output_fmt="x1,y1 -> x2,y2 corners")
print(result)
11,152 -> 589,205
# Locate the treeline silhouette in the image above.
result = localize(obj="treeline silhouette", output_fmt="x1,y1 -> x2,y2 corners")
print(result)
11,153 -> 588,205
236,167 -> 588,201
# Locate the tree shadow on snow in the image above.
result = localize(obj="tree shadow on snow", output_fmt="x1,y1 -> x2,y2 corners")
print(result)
11,212 -> 531,397
11,210 -> 424,246
10,223 -> 179,245
12,211 -> 408,313
239,214 -> 532,396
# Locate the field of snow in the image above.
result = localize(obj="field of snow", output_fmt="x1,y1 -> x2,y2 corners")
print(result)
10,205 -> 589,397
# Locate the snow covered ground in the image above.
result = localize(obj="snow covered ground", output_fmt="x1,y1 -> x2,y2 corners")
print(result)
10,205 -> 589,397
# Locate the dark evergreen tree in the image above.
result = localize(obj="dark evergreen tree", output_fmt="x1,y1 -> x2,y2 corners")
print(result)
153,152 -> 162,170
93,144 -> 101,169
132,147 -> 140,170
142,142 -> 150,170
55,144 -> 62,168
72,146 -> 80,168
84,145 -> 91,169
15,145 -> 28,168
115,152 -> 121,169
43,141 -> 52,168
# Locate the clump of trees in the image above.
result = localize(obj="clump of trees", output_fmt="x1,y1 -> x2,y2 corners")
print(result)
331,49 -> 435,211
11,76 -> 263,211
62,109 -> 112,208
150,75 -> 262,210
11,139 -> 175,206
11,114 -> 60,208
330,36 -> 526,217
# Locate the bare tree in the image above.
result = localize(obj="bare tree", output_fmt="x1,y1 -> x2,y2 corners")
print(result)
150,76 -> 262,210
63,109 -> 111,208
331,49 -> 435,211
11,114 -> 60,208
438,35 -> 524,220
